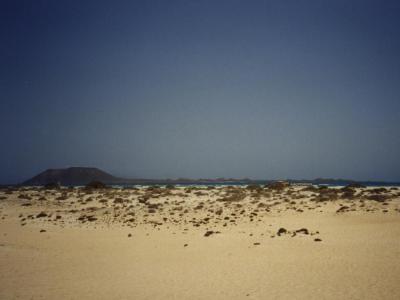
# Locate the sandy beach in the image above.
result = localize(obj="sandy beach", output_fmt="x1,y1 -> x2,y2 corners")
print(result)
1,184 -> 399,299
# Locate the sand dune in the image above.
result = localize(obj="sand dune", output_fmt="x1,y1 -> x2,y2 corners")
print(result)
1,185 -> 399,299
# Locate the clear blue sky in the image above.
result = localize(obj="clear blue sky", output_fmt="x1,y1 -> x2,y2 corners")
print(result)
1,0 -> 400,183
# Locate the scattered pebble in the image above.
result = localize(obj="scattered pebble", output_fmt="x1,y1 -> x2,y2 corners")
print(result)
277,228 -> 287,236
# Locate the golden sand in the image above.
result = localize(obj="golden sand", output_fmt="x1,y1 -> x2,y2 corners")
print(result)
1,185 -> 399,299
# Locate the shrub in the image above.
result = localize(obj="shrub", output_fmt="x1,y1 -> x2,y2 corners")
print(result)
43,182 -> 61,189
85,181 -> 107,189
266,181 -> 289,191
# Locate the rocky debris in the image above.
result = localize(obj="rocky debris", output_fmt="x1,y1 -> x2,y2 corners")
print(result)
295,228 -> 309,235
4,184 -> 396,235
215,208 -> 223,215
36,212 -> 48,218
204,230 -> 220,237
314,238 -> 322,242
276,227 -> 318,239
87,216 -> 97,222
128,233 -> 132,237
40,229 -> 46,233
336,206 -> 349,213
77,214 -> 97,222
277,228 -> 287,236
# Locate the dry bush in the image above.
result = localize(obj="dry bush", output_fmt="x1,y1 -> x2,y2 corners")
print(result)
43,182 -> 61,190
301,185 -> 318,192
345,183 -> 366,189
246,184 -> 263,192
85,181 -> 107,189
313,188 -> 338,202
18,194 -> 32,200
266,181 -> 289,191
217,188 -> 246,202
56,194 -> 68,200
366,194 -> 390,202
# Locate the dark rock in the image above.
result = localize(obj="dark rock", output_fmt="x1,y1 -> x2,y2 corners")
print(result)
215,208 -> 223,215
295,228 -> 309,235
204,230 -> 220,237
23,167 -> 117,186
204,231 -> 214,237
36,212 -> 47,218
87,216 -> 97,222
277,227 -> 287,236
336,206 -> 349,213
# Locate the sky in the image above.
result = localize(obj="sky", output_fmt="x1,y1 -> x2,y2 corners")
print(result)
1,0 -> 400,184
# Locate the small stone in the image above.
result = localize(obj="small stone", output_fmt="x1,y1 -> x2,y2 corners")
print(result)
336,206 -> 349,213
204,230 -> 214,237
296,228 -> 309,235
36,212 -> 47,218
277,227 -> 287,236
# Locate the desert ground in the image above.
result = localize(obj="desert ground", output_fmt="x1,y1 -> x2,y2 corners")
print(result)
0,183 -> 400,299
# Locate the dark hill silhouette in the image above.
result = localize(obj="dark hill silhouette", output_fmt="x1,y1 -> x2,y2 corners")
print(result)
23,167 -> 121,186
21,167 -> 400,186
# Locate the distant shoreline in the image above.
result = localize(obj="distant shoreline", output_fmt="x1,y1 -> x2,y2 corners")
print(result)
15,167 -> 400,187
3,181 -> 400,188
